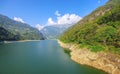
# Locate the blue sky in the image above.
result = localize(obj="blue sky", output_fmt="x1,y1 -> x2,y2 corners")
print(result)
0,0 -> 108,27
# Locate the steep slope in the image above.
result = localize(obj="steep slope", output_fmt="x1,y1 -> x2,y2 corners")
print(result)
59,0 -> 120,74
60,0 -> 120,54
0,14 -> 44,41
0,27 -> 19,41
40,24 -> 72,39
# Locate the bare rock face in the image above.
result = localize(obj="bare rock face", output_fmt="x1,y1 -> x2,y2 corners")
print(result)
71,50 -> 120,74
58,40 -> 120,74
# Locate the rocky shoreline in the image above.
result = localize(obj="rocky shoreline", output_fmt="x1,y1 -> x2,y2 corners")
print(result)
58,40 -> 120,74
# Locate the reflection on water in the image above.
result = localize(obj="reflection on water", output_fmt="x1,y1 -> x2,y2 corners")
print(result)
63,48 -> 71,57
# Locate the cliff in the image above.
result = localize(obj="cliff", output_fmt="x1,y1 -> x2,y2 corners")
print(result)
58,40 -> 120,74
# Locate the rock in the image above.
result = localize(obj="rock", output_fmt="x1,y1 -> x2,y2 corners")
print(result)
58,40 -> 120,74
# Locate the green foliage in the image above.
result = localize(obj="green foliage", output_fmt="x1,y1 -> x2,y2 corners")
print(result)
0,14 -> 44,41
95,26 -> 117,46
79,43 -> 105,52
109,46 -> 120,54
89,45 -> 105,52
59,1 -> 120,54
96,5 -> 120,27
0,27 -> 20,41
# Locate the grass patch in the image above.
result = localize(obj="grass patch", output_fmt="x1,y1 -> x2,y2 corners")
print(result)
79,43 -> 87,48
89,45 -> 105,52
79,43 -> 105,52
109,46 -> 120,54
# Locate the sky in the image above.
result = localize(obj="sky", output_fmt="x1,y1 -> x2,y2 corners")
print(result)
0,0 -> 108,29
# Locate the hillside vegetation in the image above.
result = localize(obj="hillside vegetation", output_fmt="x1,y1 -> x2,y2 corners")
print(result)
59,0 -> 120,54
0,27 -> 19,41
0,14 -> 44,41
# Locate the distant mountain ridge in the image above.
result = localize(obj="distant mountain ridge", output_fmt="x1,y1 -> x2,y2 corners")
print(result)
0,14 -> 44,41
40,24 -> 75,39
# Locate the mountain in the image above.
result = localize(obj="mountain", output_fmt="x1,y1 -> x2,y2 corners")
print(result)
60,0 -> 120,54
59,0 -> 120,73
0,27 -> 19,41
0,14 -> 44,41
40,24 -> 74,39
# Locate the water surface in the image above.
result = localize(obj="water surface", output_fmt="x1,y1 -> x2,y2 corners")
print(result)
0,40 -> 107,74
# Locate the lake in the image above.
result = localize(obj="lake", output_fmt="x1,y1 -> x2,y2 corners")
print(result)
0,40 -> 107,74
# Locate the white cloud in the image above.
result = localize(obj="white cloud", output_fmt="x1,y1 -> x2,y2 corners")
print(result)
46,11 -> 82,25
55,10 -> 61,16
35,11 -> 82,30
98,0 -> 101,3
35,24 -> 44,30
47,18 -> 56,25
57,13 -> 82,25
14,17 -> 25,23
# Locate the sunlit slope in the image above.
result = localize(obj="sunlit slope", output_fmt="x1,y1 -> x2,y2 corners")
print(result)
59,0 -> 120,54
0,14 -> 44,41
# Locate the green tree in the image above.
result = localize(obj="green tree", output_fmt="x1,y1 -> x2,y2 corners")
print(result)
95,26 -> 117,49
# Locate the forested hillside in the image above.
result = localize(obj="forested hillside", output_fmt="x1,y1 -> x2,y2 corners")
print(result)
0,14 -> 44,41
0,27 -> 19,41
59,0 -> 120,54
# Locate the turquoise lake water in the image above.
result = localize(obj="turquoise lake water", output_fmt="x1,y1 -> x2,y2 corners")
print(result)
0,40 -> 107,74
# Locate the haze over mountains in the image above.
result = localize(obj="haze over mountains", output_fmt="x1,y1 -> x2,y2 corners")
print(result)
0,12 -> 82,41
36,12 -> 82,39
40,24 -> 73,39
